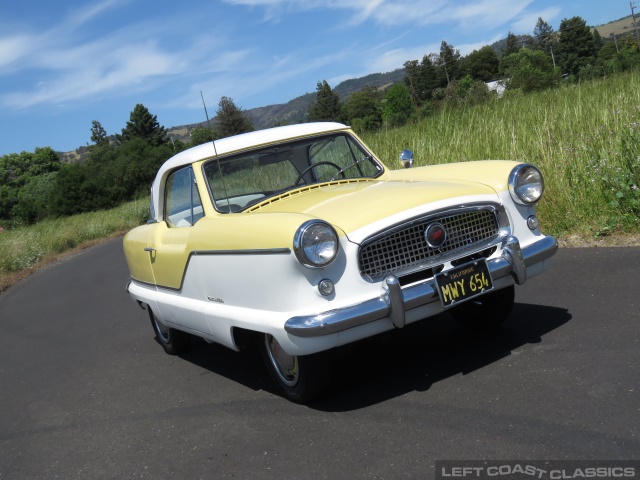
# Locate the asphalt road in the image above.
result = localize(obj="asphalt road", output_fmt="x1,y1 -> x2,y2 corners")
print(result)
0,238 -> 638,479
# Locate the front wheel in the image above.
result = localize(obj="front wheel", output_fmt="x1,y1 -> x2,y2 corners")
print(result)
260,334 -> 333,403
449,285 -> 515,332
149,309 -> 190,355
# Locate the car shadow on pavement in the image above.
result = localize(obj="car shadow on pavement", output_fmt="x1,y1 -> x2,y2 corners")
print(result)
178,302 -> 571,410
313,303 -> 571,411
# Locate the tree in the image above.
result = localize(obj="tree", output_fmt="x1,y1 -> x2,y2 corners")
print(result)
597,37 -> 640,74
0,148 -> 60,222
383,83 -> 414,127
557,16 -> 596,76
12,172 -> 57,223
90,120 -> 109,146
0,185 -> 15,220
344,86 -> 383,132
437,41 -> 461,84
404,54 -> 441,104
592,29 -> 604,53
533,17 -> 555,55
461,46 -> 500,82
189,125 -> 218,147
214,96 -> 254,138
620,33 -> 639,52
503,32 -> 521,57
50,164 -> 88,216
501,48 -> 561,92
116,104 -> 168,147
307,81 -> 342,122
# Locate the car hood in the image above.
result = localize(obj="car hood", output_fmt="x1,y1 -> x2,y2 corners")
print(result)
246,179 -> 500,237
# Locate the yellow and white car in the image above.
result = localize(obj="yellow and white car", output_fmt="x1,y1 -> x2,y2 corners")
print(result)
123,122 -> 557,403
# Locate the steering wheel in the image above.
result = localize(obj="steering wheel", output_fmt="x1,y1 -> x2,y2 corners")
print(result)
293,161 -> 345,185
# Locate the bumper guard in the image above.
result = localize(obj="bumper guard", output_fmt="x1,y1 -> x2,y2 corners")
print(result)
285,235 -> 557,338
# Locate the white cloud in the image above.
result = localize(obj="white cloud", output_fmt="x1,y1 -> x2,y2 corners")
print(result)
62,0 -> 128,30
222,0 -> 534,29
167,45 -> 347,111
0,36 -> 35,69
368,44 -> 438,72
436,0 -> 534,28
510,6 -> 562,34
0,4 -> 250,110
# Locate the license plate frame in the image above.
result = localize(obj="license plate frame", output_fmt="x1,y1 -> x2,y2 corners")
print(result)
435,259 -> 494,308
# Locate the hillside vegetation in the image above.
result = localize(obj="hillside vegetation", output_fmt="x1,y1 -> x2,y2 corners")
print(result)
361,71 -> 640,237
0,199 -> 149,292
593,15 -> 638,39
2,72 -> 640,292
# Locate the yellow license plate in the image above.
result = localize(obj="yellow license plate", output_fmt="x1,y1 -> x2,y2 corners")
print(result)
435,260 -> 494,308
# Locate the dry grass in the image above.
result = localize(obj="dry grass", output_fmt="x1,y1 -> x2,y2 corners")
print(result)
0,198 -> 149,293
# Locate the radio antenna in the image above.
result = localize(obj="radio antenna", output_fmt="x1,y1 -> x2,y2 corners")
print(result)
200,91 -> 231,211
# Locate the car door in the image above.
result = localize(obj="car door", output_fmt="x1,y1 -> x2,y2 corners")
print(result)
149,165 -> 211,336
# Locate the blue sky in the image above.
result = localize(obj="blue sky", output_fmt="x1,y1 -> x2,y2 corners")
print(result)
0,0 -> 631,156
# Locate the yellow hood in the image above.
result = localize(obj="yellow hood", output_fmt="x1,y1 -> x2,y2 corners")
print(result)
247,178 -> 499,234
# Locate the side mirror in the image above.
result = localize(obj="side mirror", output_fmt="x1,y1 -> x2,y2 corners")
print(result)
400,149 -> 414,168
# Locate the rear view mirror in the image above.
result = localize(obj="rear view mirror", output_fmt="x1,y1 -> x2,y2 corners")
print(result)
259,149 -> 292,166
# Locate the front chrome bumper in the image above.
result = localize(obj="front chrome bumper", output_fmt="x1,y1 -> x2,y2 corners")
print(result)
285,235 -> 558,338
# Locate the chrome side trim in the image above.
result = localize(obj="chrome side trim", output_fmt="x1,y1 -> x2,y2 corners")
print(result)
193,248 -> 291,256
285,235 -> 558,338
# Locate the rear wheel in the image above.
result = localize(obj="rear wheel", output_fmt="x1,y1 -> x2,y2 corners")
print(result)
149,309 -> 190,355
449,285 -> 515,332
260,334 -> 333,403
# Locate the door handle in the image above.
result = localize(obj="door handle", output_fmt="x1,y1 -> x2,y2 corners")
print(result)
144,247 -> 156,252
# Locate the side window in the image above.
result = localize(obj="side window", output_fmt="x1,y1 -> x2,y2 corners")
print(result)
164,167 -> 203,228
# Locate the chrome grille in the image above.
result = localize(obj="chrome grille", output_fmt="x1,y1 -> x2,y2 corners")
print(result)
359,208 -> 501,281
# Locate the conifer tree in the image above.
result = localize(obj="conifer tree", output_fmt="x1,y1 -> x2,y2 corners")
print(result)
437,41 -> 461,83
503,32 -> 521,57
214,97 -> 254,138
557,16 -> 596,76
116,104 -> 168,147
90,120 -> 109,146
307,81 -> 342,122
533,17 -> 556,55
592,28 -> 604,53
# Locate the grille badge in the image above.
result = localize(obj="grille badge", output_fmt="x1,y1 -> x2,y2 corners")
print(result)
425,223 -> 447,248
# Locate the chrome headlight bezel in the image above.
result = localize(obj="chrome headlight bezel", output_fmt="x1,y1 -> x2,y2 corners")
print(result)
293,220 -> 339,268
508,164 -> 544,205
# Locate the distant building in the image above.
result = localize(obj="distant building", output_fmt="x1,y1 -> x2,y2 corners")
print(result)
485,80 -> 506,97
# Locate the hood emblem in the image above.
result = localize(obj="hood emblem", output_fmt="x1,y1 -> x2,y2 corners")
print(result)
425,223 -> 447,248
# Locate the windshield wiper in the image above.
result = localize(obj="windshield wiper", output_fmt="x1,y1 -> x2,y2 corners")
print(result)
328,155 -> 372,182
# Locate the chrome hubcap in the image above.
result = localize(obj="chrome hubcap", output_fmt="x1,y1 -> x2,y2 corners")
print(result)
265,335 -> 299,387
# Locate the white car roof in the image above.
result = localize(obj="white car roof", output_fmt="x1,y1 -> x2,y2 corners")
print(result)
151,122 -> 350,220
161,122 -> 348,172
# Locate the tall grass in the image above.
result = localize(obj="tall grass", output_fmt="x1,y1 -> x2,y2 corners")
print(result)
362,71 -> 640,236
0,198 -> 149,290
2,73 -> 639,291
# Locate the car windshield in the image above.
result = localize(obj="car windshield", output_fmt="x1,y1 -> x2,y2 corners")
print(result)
202,132 -> 383,213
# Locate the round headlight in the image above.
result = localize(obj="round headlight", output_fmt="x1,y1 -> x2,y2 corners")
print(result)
293,221 -> 339,268
509,164 -> 544,205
